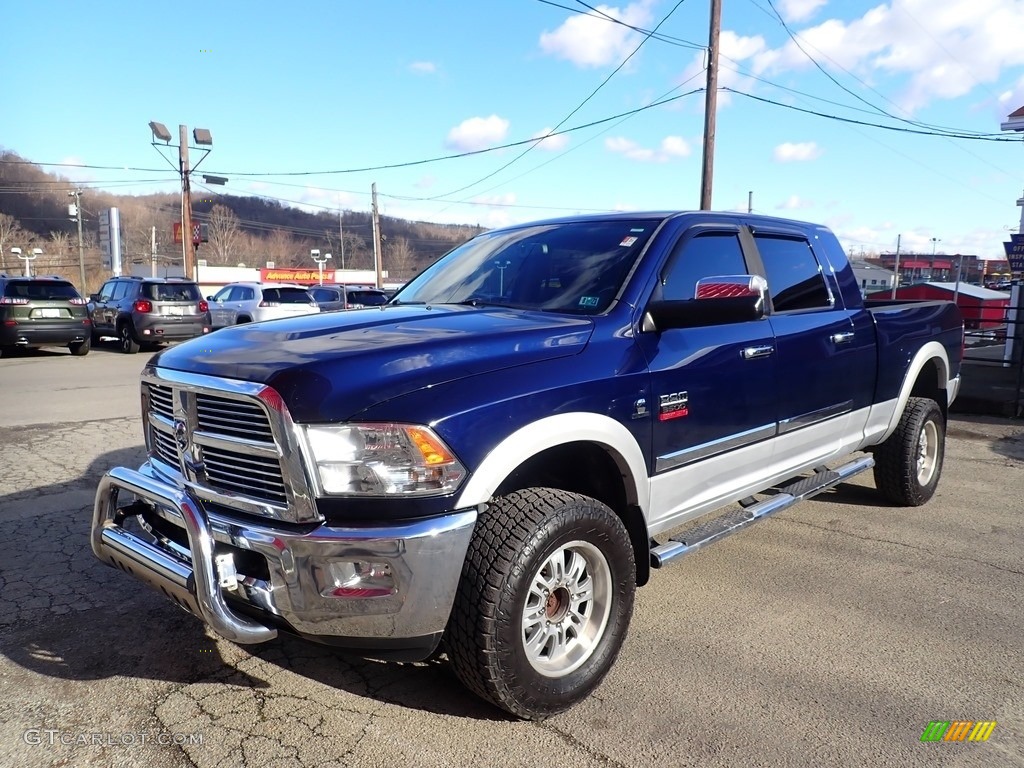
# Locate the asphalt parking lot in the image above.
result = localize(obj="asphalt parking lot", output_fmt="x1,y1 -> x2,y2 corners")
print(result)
1,344 -> 1022,768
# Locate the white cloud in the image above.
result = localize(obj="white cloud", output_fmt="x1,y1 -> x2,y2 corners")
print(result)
532,128 -> 569,152
413,175 -> 436,190
409,61 -> 436,75
539,1 -> 655,68
773,141 -> 823,162
776,195 -> 814,210
444,115 -> 510,152
605,135 -> 691,162
777,0 -> 827,23
752,0 -> 1024,112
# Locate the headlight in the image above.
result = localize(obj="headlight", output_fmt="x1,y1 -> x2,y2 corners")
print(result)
304,423 -> 467,496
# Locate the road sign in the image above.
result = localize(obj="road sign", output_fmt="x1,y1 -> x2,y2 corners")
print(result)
1003,233 -> 1024,271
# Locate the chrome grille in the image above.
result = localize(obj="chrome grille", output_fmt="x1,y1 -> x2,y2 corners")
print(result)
202,445 -> 288,504
196,393 -> 275,442
149,383 -> 174,420
144,380 -> 297,515
151,426 -> 178,467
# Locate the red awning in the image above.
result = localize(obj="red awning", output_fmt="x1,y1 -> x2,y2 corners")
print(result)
901,260 -> 930,268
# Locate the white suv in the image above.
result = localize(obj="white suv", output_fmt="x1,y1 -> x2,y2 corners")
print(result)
208,282 -> 320,329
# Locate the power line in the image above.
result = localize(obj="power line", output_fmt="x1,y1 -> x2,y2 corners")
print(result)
421,0 -> 690,201
534,0 -> 704,50
721,88 -> 1024,141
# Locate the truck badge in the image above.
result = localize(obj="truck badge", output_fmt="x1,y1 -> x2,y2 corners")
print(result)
658,392 -> 689,421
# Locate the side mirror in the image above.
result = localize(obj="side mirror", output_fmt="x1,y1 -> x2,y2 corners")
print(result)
644,275 -> 768,331
89,293 -> 100,302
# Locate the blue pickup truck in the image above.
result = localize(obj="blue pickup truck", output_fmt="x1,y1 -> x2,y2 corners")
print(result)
91,211 -> 963,719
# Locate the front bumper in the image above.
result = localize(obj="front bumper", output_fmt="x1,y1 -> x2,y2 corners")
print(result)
92,463 -> 477,657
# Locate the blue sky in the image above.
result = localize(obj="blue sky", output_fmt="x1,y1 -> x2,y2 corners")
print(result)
4,0 -> 1024,261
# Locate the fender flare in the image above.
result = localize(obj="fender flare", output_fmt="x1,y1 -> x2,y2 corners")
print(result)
454,412 -> 650,516
879,341 -> 951,442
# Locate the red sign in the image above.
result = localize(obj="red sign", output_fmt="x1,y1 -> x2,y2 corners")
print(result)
173,222 -> 203,246
260,268 -> 326,284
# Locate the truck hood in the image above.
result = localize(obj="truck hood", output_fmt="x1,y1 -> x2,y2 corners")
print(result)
152,305 -> 594,422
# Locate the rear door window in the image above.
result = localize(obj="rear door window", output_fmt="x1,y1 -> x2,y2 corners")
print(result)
264,287 -> 313,304
110,281 -> 130,301
754,235 -> 832,312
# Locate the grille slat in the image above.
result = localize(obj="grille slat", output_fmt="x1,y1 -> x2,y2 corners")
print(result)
147,383 -> 288,509
204,454 -> 283,481
149,384 -> 174,420
196,393 -> 274,442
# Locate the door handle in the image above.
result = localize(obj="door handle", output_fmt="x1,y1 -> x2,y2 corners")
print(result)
742,345 -> 774,359
831,332 -> 855,344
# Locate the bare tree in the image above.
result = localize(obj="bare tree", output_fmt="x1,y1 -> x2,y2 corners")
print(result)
206,205 -> 244,265
262,228 -> 295,267
0,213 -> 25,271
386,236 -> 418,281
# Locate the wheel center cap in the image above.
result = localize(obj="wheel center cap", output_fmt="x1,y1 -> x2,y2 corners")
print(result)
545,587 -> 571,622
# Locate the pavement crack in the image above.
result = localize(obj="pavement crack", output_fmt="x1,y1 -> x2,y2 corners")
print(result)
535,721 -> 631,768
780,517 -> 1024,576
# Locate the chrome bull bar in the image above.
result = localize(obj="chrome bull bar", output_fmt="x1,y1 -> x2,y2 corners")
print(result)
92,466 -> 278,644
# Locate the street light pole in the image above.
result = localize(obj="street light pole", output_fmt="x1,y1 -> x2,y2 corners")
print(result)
149,121 -> 213,283
312,249 -> 331,285
11,247 -> 42,277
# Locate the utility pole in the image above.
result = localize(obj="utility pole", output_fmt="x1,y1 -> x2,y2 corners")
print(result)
151,226 -> 157,278
339,205 -> 345,270
69,189 -> 86,292
179,124 -> 196,281
890,234 -> 902,299
699,0 -> 723,210
371,183 -> 384,289
747,191 -> 753,214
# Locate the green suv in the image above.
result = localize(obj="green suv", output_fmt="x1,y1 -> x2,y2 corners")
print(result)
0,274 -> 92,356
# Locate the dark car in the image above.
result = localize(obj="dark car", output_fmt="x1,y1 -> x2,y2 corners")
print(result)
309,284 -> 390,312
89,276 -> 211,354
0,274 -> 91,356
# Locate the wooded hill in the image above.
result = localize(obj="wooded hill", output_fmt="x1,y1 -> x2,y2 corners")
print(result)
0,150 -> 484,292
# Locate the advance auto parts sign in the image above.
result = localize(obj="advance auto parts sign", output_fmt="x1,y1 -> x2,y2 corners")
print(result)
260,268 -> 328,283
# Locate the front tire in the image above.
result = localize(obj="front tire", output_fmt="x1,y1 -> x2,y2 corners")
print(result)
446,488 -> 635,720
873,397 -> 945,506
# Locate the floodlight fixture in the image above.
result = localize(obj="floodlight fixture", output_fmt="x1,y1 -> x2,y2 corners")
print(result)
193,128 -> 213,146
149,121 -> 172,143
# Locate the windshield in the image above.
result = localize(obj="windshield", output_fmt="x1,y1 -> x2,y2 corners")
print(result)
394,219 -> 657,314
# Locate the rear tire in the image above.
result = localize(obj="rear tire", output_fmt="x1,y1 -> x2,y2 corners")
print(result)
446,488 -> 635,720
69,337 -> 90,356
119,322 -> 140,354
873,397 -> 945,506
